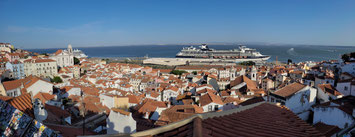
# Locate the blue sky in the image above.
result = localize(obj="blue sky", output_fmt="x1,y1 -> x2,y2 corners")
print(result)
0,0 -> 354,49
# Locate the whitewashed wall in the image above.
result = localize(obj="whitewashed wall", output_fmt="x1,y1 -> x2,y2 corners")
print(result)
313,107 -> 354,129
285,86 -> 316,114
27,80 -> 53,95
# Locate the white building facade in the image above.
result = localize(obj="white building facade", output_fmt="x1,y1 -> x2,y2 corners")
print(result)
50,44 -> 74,68
24,59 -> 58,78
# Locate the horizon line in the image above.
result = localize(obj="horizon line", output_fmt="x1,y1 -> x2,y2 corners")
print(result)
23,42 -> 355,50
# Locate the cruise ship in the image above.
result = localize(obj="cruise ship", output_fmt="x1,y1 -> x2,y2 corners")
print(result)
176,44 -> 270,62
73,49 -> 88,58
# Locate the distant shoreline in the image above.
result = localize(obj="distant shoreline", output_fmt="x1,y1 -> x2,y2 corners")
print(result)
24,44 -> 354,50
26,44 -> 353,63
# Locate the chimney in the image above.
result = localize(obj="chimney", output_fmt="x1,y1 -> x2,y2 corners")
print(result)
20,82 -> 24,89
144,112 -> 149,119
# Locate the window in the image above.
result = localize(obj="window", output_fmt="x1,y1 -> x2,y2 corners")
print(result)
208,105 -> 212,111
344,86 -> 348,91
215,105 -> 219,111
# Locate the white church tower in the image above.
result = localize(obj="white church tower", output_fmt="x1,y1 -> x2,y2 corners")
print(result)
68,44 -> 73,54
251,65 -> 257,81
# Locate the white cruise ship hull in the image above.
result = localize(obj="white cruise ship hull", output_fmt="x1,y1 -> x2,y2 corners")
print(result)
143,56 -> 270,66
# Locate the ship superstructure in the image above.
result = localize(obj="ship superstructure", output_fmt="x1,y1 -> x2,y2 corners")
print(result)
73,49 -> 88,58
176,44 -> 270,61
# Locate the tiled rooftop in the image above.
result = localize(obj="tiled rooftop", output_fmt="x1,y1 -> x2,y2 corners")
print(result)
272,82 -> 306,98
127,103 -> 324,137
4,93 -> 34,118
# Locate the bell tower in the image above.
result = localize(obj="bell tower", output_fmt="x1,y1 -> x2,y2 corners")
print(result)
251,65 -> 257,81
68,44 -> 73,54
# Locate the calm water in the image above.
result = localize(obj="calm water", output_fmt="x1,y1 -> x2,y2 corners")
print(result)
27,45 -> 355,63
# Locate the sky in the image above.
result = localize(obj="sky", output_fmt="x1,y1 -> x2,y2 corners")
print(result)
0,0 -> 355,49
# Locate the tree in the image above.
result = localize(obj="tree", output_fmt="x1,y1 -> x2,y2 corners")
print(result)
51,76 -> 63,83
342,54 -> 350,62
192,71 -> 197,75
287,59 -> 292,64
40,53 -> 48,56
351,52 -> 355,58
170,70 -> 188,75
238,61 -> 255,66
74,57 -> 80,65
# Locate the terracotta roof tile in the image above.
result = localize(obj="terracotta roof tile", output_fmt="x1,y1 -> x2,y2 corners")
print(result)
54,49 -> 63,55
223,97 -> 242,104
3,79 -> 23,90
314,122 -> 341,137
45,124 -> 96,137
272,82 -> 306,98
230,75 -> 257,90
196,88 -> 217,95
0,95 -> 13,101
200,91 -> 223,106
135,99 -> 166,114
127,95 -> 140,104
314,95 -> 355,116
318,84 -> 342,96
45,104 -> 71,118
3,75 -> 52,91
111,108 -> 130,116
143,103 -> 324,137
68,95 -> 81,102
6,93 -> 34,118
239,97 -> 265,106
33,92 -> 55,105
157,105 -> 203,126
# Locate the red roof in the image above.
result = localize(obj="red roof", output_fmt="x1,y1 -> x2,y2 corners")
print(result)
127,95 -> 140,104
0,95 -> 13,101
314,122 -> 341,137
45,124 -> 96,137
318,84 -> 342,96
157,105 -> 203,126
135,99 -> 167,114
144,103 -> 324,137
6,93 -> 34,118
199,91 -> 223,106
272,82 -> 306,98
111,108 -> 130,116
196,88 -> 217,95
230,75 -> 258,90
24,58 -> 56,63
34,92 -> 55,104
54,49 -> 63,55
2,75 -> 52,91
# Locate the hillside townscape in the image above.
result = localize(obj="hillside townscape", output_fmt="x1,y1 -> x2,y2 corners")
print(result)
0,43 -> 354,136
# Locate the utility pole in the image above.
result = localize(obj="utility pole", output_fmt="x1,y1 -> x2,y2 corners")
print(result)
82,102 -> 85,135
81,92 -> 86,135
